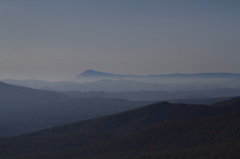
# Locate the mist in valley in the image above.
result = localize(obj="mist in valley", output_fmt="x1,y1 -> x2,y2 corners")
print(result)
1,1 -> 240,158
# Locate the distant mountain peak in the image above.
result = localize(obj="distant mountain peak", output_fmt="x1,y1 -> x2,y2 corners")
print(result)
75,70 -> 115,78
74,70 -> 240,82
83,69 -> 108,74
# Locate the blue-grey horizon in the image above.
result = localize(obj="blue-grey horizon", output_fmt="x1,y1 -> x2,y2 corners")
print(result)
1,1 -> 240,81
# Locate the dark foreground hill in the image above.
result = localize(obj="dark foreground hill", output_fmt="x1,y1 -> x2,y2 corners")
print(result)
0,97 -> 240,158
0,98 -> 150,136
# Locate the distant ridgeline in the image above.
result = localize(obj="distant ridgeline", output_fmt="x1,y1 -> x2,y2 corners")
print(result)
73,69 -> 240,83
2,70 -> 240,93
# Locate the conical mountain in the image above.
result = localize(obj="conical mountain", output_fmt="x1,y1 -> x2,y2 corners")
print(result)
75,70 -> 116,78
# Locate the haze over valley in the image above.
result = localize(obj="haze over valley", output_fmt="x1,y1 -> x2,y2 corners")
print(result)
1,1 -> 240,158
2,70 -> 240,102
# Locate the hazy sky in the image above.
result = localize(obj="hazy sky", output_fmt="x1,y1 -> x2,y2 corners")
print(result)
1,0 -> 240,81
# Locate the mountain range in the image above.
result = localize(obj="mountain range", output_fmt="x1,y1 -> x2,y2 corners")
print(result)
1,70 -> 240,158
2,78 -> 240,101
2,70 -> 240,93
74,69 -> 240,82
0,97 -> 240,158
75,69 -> 240,79
1,80 -> 238,137
0,81 -> 152,136
63,88 -> 240,101
0,81 -> 71,104
2,78 -> 240,94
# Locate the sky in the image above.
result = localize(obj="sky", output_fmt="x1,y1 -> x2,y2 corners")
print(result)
1,0 -> 240,81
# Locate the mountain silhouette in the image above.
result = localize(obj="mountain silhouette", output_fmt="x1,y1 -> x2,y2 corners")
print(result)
30,97 -> 240,135
1,97 -> 240,158
74,70 -> 240,79
75,69 -> 116,77
0,96 -> 151,136
0,81 -> 71,104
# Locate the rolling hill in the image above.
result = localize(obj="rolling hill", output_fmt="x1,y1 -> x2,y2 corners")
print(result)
0,97 -> 239,158
2,78 -> 240,100
28,97 -> 240,135
63,89 -> 240,101
0,81 -> 71,104
0,81 -> 152,136
3,73 -> 240,93
0,97 -> 151,136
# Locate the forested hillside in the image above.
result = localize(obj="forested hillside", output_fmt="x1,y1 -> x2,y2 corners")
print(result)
0,97 -> 240,158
